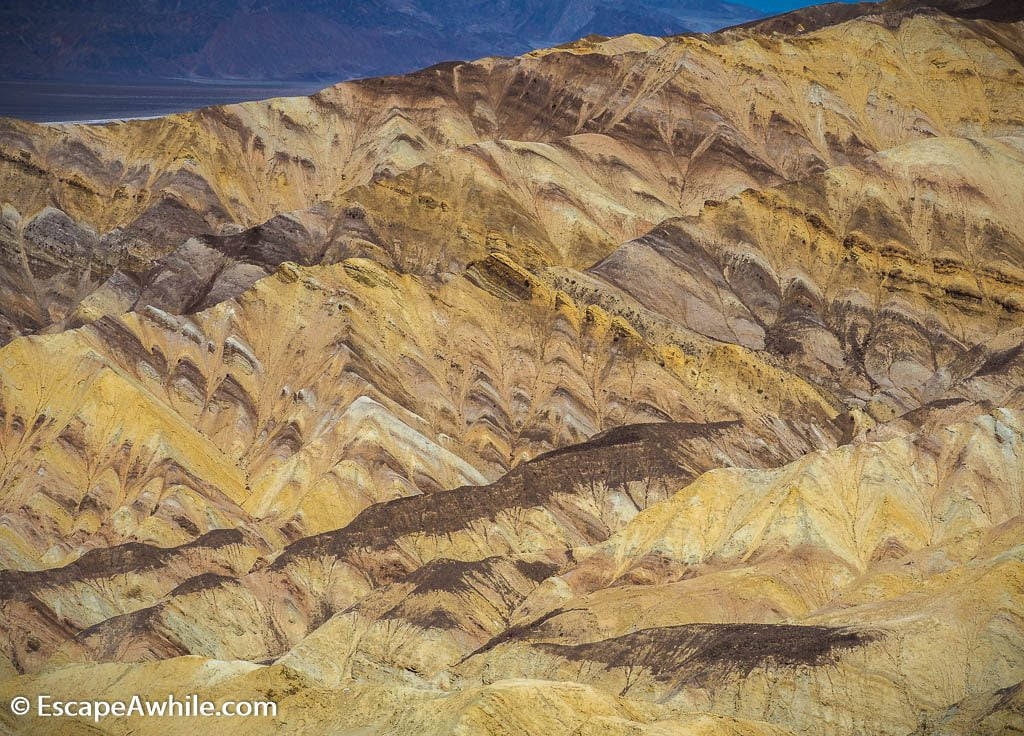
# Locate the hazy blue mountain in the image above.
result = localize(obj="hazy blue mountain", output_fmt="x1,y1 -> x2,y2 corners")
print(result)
0,0 -> 767,83
0,0 -> 879,121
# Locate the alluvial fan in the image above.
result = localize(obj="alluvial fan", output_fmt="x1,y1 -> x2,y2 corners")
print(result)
0,1 -> 1023,734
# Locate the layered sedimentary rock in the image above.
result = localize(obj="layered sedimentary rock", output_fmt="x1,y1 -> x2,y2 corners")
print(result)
0,1 -> 1023,735
585,135 -> 1024,413
455,411 -> 1024,735
2,0 -> 1023,342
0,254 -> 844,571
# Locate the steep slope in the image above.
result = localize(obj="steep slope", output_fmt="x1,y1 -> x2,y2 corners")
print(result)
4,416 -> 820,674
0,660 -> 797,736
453,409 -> 1024,735
0,253 -> 842,573
584,135 -> 1024,416
0,2 -> 1023,735
2,1 -> 1023,342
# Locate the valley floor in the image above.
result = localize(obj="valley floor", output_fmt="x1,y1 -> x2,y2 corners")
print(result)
0,79 -> 328,123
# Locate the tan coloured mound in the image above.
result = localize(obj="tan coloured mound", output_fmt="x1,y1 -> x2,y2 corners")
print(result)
0,2 -> 1022,735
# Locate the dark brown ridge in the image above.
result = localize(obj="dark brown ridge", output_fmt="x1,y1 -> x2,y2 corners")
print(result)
169,572 -> 237,597
918,0 -> 1024,22
399,556 -> 559,596
270,421 -> 763,569
534,622 -> 879,685
0,529 -> 244,600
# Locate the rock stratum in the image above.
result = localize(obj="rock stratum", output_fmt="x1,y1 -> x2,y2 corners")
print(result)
1,0 -> 1023,734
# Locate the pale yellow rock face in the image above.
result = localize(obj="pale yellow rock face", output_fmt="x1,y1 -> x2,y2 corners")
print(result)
0,252 -> 844,570
0,659 -> 797,736
609,409 -> 1024,569
0,2 -> 1023,736
1,6 -> 1021,238
0,331 -> 259,568
454,411 -> 1024,736
584,134 -> 1024,426
324,134 -> 683,274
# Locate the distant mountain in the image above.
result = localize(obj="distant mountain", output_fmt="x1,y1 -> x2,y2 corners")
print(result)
0,0 -> 764,83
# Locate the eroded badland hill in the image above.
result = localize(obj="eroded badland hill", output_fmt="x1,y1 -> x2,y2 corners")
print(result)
1,1 -> 1023,734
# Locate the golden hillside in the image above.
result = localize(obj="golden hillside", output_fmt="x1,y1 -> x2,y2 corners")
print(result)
0,1 -> 1022,734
